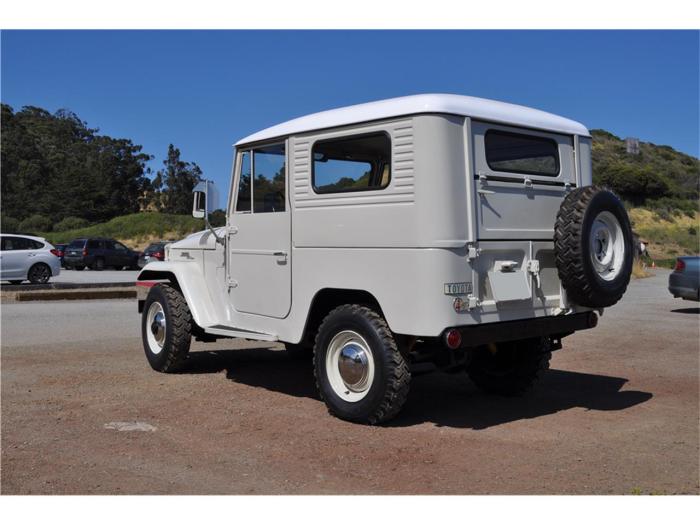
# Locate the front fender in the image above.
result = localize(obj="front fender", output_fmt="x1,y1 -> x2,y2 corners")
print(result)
136,260 -> 218,329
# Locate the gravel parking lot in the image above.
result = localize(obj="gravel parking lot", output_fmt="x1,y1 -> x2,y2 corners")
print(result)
1,269 -> 698,494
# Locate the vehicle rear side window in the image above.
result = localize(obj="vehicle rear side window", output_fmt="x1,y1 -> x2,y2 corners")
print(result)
0,237 -> 42,250
485,130 -> 560,176
312,133 -> 391,193
87,240 -> 102,249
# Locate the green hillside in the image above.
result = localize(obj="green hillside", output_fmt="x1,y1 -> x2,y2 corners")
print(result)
42,213 -> 205,250
591,129 -> 698,214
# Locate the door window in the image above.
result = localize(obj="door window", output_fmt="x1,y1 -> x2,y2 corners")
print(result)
0,237 -> 42,250
253,144 -> 286,213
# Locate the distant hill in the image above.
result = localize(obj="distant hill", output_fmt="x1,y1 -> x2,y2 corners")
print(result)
590,129 -> 699,214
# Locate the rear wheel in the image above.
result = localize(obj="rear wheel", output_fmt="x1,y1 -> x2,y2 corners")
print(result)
466,337 -> 551,396
28,263 -> 51,284
313,304 -> 410,424
141,284 -> 192,373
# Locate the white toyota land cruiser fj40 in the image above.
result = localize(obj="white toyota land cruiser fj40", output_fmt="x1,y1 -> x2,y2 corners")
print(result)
137,94 -> 633,424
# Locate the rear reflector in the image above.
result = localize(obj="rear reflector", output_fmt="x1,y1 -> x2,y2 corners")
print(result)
674,259 -> 686,272
445,329 -> 462,349
135,281 -> 157,288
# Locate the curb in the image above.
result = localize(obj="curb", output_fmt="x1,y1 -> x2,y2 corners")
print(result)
1,286 -> 136,303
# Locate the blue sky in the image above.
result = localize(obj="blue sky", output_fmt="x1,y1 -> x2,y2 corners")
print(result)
2,30 -> 698,193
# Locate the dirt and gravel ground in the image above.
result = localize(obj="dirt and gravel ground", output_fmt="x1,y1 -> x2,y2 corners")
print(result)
1,269 -> 698,494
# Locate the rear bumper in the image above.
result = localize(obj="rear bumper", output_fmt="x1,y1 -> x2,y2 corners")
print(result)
444,311 -> 598,348
669,272 -> 699,300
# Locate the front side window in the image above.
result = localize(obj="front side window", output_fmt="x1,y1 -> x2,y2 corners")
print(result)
312,133 -> 391,193
253,144 -> 286,213
485,130 -> 560,176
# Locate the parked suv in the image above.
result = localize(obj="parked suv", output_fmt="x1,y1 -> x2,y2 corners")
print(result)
0,234 -> 61,284
136,94 -> 634,425
64,238 -> 139,271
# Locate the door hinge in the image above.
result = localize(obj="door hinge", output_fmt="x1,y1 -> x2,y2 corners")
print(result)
467,295 -> 480,310
467,244 -> 480,260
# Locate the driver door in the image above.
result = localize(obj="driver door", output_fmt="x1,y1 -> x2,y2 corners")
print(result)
227,142 -> 291,319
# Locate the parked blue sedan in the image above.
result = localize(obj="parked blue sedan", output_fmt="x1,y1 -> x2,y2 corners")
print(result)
668,256 -> 700,301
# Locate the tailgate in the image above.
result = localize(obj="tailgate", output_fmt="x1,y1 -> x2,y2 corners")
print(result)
471,121 -> 576,240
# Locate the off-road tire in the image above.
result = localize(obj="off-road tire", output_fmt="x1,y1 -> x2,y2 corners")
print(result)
284,343 -> 313,360
313,304 -> 410,425
28,263 -> 51,284
554,186 -> 633,308
466,337 -> 551,396
141,284 -> 192,373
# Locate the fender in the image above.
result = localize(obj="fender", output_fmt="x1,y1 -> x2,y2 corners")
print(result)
137,260 -> 220,330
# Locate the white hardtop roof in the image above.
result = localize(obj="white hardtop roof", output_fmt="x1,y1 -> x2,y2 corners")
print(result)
235,93 -> 590,146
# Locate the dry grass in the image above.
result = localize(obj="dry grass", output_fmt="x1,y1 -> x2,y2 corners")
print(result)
628,208 -> 699,261
631,258 -> 652,279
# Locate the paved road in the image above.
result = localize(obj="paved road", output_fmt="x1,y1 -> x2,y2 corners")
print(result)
1,270 -> 698,494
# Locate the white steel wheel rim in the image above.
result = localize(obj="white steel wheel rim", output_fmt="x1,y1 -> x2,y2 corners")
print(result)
325,330 -> 375,402
146,302 -> 166,354
589,211 -> 625,281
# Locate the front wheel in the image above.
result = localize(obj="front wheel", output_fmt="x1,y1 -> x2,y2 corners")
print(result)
313,304 -> 410,425
28,263 -> 51,284
141,284 -> 192,373
466,337 -> 551,396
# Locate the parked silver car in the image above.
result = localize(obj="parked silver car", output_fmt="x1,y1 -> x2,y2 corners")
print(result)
0,234 -> 61,284
668,256 -> 700,301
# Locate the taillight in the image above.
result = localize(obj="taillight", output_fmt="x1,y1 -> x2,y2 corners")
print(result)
154,251 -> 164,260
674,259 -> 686,272
50,249 -> 60,257
82,249 -> 88,257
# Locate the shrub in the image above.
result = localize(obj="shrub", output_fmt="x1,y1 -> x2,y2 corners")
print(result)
1,215 -> 20,233
54,216 -> 90,232
689,226 -> 697,236
18,214 -> 52,233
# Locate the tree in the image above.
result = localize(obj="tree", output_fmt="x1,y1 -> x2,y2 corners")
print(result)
1,104 -> 152,223
153,144 -> 203,214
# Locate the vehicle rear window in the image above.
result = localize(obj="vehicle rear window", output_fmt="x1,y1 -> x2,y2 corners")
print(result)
68,239 -> 86,249
312,133 -> 391,193
485,130 -> 560,176
145,244 -> 164,254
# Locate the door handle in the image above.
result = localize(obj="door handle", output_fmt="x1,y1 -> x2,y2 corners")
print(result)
274,251 -> 288,263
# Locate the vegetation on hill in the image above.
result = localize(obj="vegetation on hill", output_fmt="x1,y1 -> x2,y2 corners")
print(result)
40,213 -> 204,249
1,104 -> 204,230
591,129 -> 698,216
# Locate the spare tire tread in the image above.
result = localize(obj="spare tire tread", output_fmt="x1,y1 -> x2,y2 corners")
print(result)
554,186 -> 632,308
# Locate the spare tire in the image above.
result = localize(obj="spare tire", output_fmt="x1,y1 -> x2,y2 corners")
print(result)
554,186 -> 633,308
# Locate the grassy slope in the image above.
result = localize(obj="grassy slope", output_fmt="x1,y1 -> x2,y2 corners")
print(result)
629,208 -> 699,267
43,213 -> 204,250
